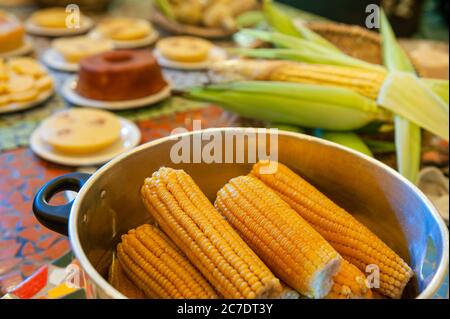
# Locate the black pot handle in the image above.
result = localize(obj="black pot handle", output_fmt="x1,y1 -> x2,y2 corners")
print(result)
33,173 -> 91,236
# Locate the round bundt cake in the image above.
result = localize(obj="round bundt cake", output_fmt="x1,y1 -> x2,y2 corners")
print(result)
76,50 -> 167,101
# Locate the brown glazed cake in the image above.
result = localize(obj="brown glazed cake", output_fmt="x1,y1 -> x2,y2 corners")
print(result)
76,50 -> 167,101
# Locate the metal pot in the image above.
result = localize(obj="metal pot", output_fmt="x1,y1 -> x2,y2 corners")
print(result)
32,128 -> 449,299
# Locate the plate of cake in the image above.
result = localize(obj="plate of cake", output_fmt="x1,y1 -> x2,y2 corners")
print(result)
0,57 -> 54,114
89,17 -> 159,49
153,36 -> 227,70
25,7 -> 94,37
0,10 -> 33,58
30,108 -> 141,166
62,50 -> 171,110
42,36 -> 114,72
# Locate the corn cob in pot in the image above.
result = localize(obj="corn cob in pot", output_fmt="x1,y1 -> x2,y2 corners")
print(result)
215,175 -> 342,299
251,161 -> 414,298
109,254 -> 145,299
326,260 -> 373,299
117,224 -> 218,298
141,167 -> 282,299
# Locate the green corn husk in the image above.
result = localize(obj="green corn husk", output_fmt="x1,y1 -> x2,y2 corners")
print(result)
380,10 -> 422,184
262,0 -> 339,51
378,71 -> 449,140
236,11 -> 266,29
262,0 -> 301,37
227,47 -> 383,71
154,0 -> 174,19
185,81 -> 382,131
314,130 -> 373,157
363,139 -> 397,154
422,78 -> 449,105
271,123 -> 305,133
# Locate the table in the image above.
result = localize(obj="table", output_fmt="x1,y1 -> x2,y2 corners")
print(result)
1,0 -> 448,299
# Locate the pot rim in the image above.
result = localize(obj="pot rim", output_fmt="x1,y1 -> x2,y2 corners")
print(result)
68,127 -> 449,299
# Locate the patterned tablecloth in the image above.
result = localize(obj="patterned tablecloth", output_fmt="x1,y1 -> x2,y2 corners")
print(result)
0,0 -> 448,299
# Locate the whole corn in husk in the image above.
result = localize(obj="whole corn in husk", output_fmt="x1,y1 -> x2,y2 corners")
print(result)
326,260 -> 373,299
186,81 -> 382,131
215,175 -> 342,299
117,224 -> 218,299
141,167 -> 282,299
211,59 -> 387,100
251,161 -> 414,299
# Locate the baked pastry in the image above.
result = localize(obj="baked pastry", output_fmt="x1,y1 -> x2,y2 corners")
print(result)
156,36 -> 212,62
52,36 -> 114,63
0,57 -> 53,106
76,50 -> 167,101
40,108 -> 122,154
94,17 -> 153,41
29,7 -> 85,29
0,10 -> 25,53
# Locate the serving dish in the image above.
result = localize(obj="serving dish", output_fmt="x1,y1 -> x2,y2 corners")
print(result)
32,128 -> 449,299
61,77 -> 171,110
30,117 -> 141,166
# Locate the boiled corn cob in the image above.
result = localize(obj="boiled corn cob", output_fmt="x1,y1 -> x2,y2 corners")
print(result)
108,254 -> 145,299
215,175 -> 342,299
326,260 -> 373,299
117,224 -> 218,299
251,161 -> 414,298
270,282 -> 301,299
141,167 -> 282,299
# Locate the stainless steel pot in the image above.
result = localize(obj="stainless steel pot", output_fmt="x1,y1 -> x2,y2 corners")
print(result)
32,128 -> 449,299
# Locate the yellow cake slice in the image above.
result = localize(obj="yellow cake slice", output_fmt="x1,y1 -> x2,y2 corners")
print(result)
40,108 -> 122,154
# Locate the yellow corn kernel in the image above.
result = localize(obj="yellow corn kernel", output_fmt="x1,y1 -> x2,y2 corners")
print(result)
141,167 -> 282,299
108,254 -> 145,299
251,161 -> 414,299
117,224 -> 218,299
215,175 -> 342,299
269,63 -> 387,100
326,260 -> 373,299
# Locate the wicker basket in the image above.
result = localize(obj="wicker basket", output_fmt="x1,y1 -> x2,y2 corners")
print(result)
308,22 -> 382,65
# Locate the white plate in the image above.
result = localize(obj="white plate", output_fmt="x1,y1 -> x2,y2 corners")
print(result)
30,117 -> 141,167
42,48 -> 79,72
153,46 -> 227,70
89,30 -> 159,49
0,88 -> 54,115
0,41 -> 33,58
61,76 -> 171,110
24,16 -> 94,37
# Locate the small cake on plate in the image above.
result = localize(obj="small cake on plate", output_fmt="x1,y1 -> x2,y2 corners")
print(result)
0,57 -> 53,107
156,36 -> 212,63
52,36 -> 114,63
0,10 -> 25,53
76,50 -> 167,101
39,108 -> 122,154
94,17 -> 154,41
29,7 -> 85,29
